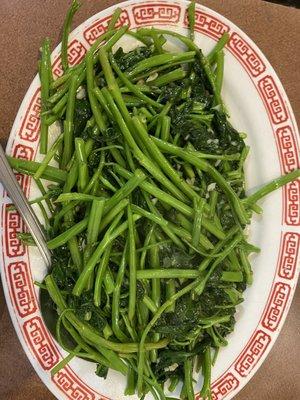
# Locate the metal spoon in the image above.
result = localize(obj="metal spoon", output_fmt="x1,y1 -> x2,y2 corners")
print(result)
0,144 -> 52,267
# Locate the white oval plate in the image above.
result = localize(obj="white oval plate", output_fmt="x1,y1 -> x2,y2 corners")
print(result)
0,1 -> 299,399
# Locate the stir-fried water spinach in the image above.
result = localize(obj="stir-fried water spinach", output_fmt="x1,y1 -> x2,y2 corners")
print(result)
8,1 -> 300,399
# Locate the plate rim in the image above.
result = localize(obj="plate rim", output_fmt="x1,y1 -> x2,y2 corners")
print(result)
1,1 -> 299,399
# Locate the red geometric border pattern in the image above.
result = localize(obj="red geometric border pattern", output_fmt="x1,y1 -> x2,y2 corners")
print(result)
23,316 -> 60,371
3,173 -> 29,199
258,75 -> 288,124
4,204 -> 26,258
12,143 -> 34,161
1,3 -> 299,400
83,10 -> 130,45
234,330 -> 271,377
275,125 -> 300,173
228,32 -> 266,77
52,367 -> 98,400
262,282 -> 291,332
210,373 -> 240,400
283,180 -> 300,226
184,9 -> 230,39
7,261 -> 37,318
133,3 -> 181,26
275,125 -> 300,225
277,232 -> 300,280
211,373 -> 240,400
195,373 -> 240,400
18,88 -> 41,142
4,143 -> 33,202
52,39 -> 87,78
15,173 -> 29,194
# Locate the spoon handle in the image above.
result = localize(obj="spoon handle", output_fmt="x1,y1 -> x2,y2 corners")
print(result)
0,145 -> 52,267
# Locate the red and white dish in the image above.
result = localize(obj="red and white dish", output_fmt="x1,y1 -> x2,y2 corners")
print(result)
0,1 -> 299,399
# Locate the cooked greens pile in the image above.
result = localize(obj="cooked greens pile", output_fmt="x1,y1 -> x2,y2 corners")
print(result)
8,1 -> 300,399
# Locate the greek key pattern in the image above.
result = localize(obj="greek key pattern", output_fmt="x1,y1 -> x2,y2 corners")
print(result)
4,144 -> 31,199
83,10 -> 130,45
228,32 -> 266,77
15,173 -> 29,193
262,282 -> 291,332
284,180 -> 300,226
7,261 -> 37,317
52,367 -> 96,400
3,173 -> 29,199
133,3 -> 181,25
52,39 -> 87,78
4,204 -> 25,258
258,75 -> 288,124
184,10 -> 230,39
274,125 -> 300,225
23,316 -> 59,371
275,126 -> 300,173
278,232 -> 300,280
12,143 -> 34,161
211,373 -> 240,400
18,88 -> 41,142
234,330 -> 271,377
